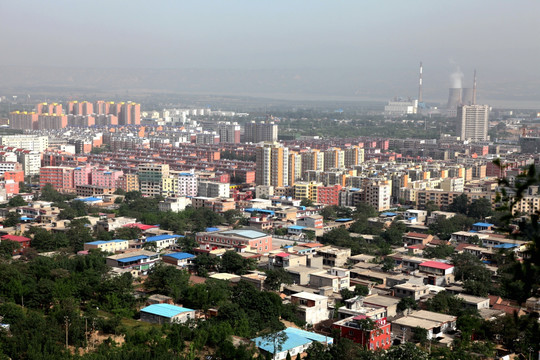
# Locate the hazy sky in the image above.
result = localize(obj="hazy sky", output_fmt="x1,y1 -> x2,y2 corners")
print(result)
1,0 -> 539,105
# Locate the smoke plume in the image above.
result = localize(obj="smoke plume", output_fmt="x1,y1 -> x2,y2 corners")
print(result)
450,67 -> 464,88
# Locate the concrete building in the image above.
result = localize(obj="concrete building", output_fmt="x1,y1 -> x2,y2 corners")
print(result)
316,246 -> 351,267
158,197 -> 192,212
252,327 -> 333,360
0,135 -> 48,152
162,252 -> 195,268
393,282 -> 429,300
256,142 -> 289,187
217,122 -> 241,143
244,121 -> 278,143
139,163 -> 170,197
198,180 -> 230,198
363,180 -> 391,211
333,315 -> 391,351
196,229 -> 272,254
106,250 -> 160,275
391,310 -> 456,341
140,304 -> 195,324
84,239 -> 129,252
457,105 -> 489,141
145,234 -> 183,251
290,292 -> 330,325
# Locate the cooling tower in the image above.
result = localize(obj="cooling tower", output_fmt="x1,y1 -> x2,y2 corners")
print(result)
461,88 -> 473,106
447,88 -> 462,109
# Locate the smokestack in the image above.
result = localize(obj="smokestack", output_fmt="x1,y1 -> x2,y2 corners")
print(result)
418,62 -> 423,103
472,69 -> 477,105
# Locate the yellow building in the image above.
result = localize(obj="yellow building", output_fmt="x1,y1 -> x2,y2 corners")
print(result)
294,181 -> 322,202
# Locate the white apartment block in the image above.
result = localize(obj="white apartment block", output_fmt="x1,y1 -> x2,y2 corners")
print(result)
0,135 -> 49,152
198,180 -> 230,198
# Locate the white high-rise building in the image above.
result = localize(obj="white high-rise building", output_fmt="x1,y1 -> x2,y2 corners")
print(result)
255,142 -> 289,187
457,105 -> 489,141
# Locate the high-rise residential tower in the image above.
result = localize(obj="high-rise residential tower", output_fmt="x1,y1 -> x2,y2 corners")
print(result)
255,142 -> 289,187
456,105 -> 489,141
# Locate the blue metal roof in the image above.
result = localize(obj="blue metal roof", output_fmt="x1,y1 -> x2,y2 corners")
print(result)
206,227 -> 220,232
140,304 -> 194,318
335,218 -> 353,222
146,234 -> 183,242
381,212 -> 397,217
289,225 -> 306,230
473,222 -> 494,227
117,255 -> 148,263
163,252 -> 195,260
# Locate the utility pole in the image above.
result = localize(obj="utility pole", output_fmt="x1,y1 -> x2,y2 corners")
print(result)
64,316 -> 70,350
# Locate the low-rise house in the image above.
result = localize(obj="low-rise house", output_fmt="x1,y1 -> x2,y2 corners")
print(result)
418,261 -> 454,286
0,234 -> 31,254
196,228 -> 272,254
106,250 -> 160,275
145,234 -> 183,251
290,291 -> 330,325
140,304 -> 195,324
161,252 -> 195,268
402,232 -> 433,246
252,327 -> 333,360
309,267 -> 350,293
84,239 -> 129,253
337,296 -> 387,320
362,294 -> 401,318
333,314 -> 391,351
316,246 -> 351,267
456,294 -> 490,310
391,310 -> 457,341
241,272 -> 267,290
393,282 -> 429,300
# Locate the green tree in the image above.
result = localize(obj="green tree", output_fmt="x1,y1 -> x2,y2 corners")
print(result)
0,240 -> 20,258
66,218 -> 93,252
385,342 -> 428,360
425,291 -> 466,316
220,251 -> 256,275
8,195 -> 27,207
381,257 -> 395,272
448,193 -> 469,214
412,326 -> 428,345
467,198 -> 493,220
114,226 -> 142,240
423,244 -> 454,259
300,198 -> 314,207
397,297 -> 418,313
264,268 -> 292,291
2,212 -> 21,227
145,264 -> 190,301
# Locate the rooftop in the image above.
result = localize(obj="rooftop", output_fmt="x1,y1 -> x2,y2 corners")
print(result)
419,261 -> 454,270
140,303 -> 194,318
146,234 -> 183,242
292,291 -> 327,301
219,229 -> 268,239
163,252 -> 195,261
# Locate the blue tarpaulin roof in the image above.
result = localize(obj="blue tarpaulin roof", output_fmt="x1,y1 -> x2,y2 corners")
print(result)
473,222 -> 494,227
117,255 -> 148,263
335,218 -> 353,222
494,243 -> 518,249
206,227 -> 220,232
244,208 -> 275,215
79,197 -> 102,202
86,239 -> 127,245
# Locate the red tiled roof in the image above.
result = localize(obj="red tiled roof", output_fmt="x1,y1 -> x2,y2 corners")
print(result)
274,252 -> 290,258
419,261 -> 454,270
